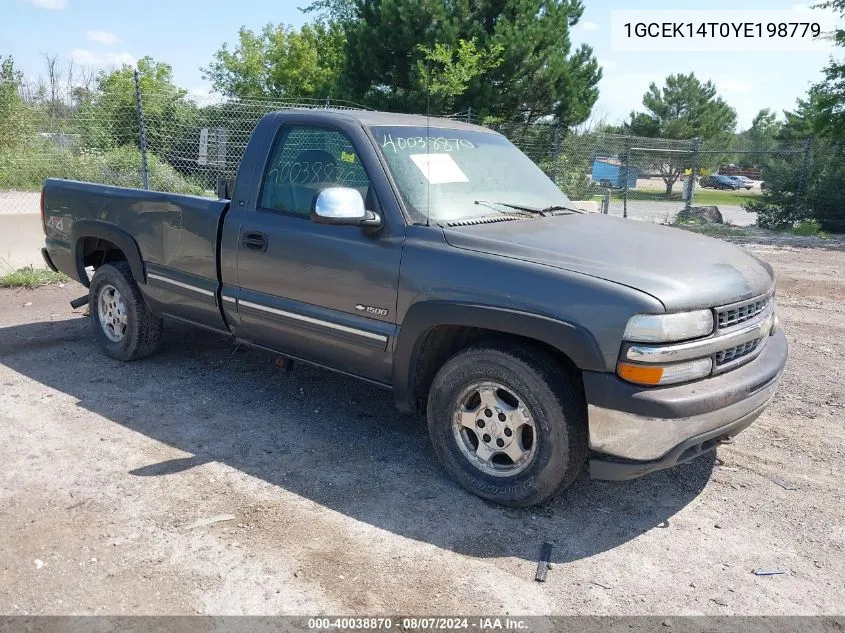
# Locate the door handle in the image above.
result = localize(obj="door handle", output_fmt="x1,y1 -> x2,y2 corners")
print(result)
242,232 -> 268,252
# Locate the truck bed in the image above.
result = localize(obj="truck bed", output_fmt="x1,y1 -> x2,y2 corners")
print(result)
42,178 -> 230,331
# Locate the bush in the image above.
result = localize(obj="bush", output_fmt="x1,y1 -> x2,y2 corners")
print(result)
540,152 -> 596,201
0,141 -> 207,196
792,220 -> 826,237
744,141 -> 845,233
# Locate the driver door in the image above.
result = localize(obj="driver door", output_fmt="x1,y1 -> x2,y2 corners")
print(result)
234,124 -> 403,384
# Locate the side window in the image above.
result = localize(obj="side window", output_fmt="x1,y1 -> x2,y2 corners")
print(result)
260,126 -> 371,216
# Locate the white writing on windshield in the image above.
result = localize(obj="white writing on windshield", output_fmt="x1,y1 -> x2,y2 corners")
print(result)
380,133 -> 475,154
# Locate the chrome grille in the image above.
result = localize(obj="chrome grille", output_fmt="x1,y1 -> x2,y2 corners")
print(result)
623,288 -> 777,380
715,337 -> 762,366
717,295 -> 772,330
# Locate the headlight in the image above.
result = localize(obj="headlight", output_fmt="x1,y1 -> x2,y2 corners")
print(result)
618,358 -> 713,386
623,310 -> 713,343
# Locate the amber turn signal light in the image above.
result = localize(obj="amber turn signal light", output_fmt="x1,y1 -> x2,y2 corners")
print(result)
617,363 -> 664,385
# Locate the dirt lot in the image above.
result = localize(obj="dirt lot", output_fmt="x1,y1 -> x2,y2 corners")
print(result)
0,238 -> 843,616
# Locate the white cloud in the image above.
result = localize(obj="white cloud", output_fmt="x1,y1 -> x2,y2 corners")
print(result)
596,72 -> 659,110
188,87 -> 211,100
598,58 -> 617,70
580,21 -> 601,31
70,49 -> 136,68
186,87 -> 224,106
716,79 -> 754,94
86,30 -> 120,46
21,0 -> 68,9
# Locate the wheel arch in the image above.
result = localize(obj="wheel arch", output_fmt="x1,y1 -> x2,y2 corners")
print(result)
70,220 -> 145,288
392,301 -> 606,413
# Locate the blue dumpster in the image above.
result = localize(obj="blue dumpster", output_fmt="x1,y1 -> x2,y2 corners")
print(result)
591,158 -> 638,189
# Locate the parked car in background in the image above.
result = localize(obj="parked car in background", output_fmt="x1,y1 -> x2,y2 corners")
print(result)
700,174 -> 741,190
728,175 -> 754,190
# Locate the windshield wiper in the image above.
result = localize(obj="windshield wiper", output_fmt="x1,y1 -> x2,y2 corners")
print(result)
538,204 -> 584,215
474,200 -> 583,217
474,200 -> 545,216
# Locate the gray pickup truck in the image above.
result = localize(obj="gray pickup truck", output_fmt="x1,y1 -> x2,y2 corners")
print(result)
41,109 -> 787,507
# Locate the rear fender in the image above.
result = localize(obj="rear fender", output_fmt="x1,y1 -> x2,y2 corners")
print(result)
70,220 -> 145,288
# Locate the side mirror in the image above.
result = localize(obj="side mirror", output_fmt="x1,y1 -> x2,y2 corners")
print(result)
311,187 -> 382,228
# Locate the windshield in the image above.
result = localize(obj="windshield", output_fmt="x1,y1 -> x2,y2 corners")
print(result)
369,126 -> 572,224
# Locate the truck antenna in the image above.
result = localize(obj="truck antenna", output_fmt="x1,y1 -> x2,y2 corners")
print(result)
425,55 -> 431,227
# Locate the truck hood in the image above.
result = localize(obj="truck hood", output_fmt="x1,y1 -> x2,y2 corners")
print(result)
442,214 -> 774,311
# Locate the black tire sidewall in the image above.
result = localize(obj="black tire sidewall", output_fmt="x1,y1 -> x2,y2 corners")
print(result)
89,263 -> 147,361
427,346 -> 584,506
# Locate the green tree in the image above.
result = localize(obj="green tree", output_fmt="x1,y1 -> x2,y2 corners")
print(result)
743,1 -> 845,232
780,92 -> 826,139
626,73 -> 737,195
202,22 -> 345,100
304,0 -> 358,23
77,57 -> 192,160
739,108 -> 782,165
746,88 -> 845,232
0,56 -> 28,150
415,39 -> 504,113
329,0 -> 600,125
809,0 -> 845,141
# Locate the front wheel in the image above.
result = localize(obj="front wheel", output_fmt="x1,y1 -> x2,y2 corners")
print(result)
89,262 -> 163,361
426,343 -> 587,507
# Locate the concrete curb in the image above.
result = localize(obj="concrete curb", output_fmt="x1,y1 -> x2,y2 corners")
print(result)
0,214 -> 45,270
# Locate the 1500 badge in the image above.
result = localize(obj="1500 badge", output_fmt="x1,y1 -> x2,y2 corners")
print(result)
355,304 -> 388,317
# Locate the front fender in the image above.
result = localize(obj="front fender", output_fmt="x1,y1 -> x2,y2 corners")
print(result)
392,301 -> 606,412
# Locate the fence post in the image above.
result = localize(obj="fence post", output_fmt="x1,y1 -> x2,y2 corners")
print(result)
133,69 -> 150,191
686,137 -> 700,211
622,136 -> 631,218
796,136 -> 812,215
466,106 -> 473,124
551,122 -> 561,186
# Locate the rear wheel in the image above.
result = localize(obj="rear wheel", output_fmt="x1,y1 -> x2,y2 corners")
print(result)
426,343 -> 587,507
89,262 -> 163,361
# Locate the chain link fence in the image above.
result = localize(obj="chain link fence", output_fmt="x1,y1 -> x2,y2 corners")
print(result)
448,109 -> 819,227
0,77 -> 827,230
0,75 -> 372,216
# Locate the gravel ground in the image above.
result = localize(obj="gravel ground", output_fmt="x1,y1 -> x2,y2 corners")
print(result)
0,239 -> 843,616
607,200 -> 757,226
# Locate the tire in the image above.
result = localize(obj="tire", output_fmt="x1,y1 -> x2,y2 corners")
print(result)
88,262 -> 163,361
426,343 -> 587,507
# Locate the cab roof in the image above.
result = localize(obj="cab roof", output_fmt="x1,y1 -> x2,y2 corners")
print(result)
282,108 -> 498,134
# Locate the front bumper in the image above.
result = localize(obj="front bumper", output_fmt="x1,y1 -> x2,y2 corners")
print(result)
584,329 -> 787,480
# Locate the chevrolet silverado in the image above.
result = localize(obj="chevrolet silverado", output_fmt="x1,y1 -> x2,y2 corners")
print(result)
41,110 -> 788,506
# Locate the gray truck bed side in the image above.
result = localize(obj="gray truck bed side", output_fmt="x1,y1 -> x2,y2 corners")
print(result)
42,178 -> 230,332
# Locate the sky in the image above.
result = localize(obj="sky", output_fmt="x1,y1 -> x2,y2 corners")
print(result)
3,0 -> 841,130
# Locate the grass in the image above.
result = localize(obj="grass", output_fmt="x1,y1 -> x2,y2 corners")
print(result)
686,189 -> 759,206
0,144 -> 207,196
591,188 -> 759,206
791,220 -> 827,237
0,266 -> 69,289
